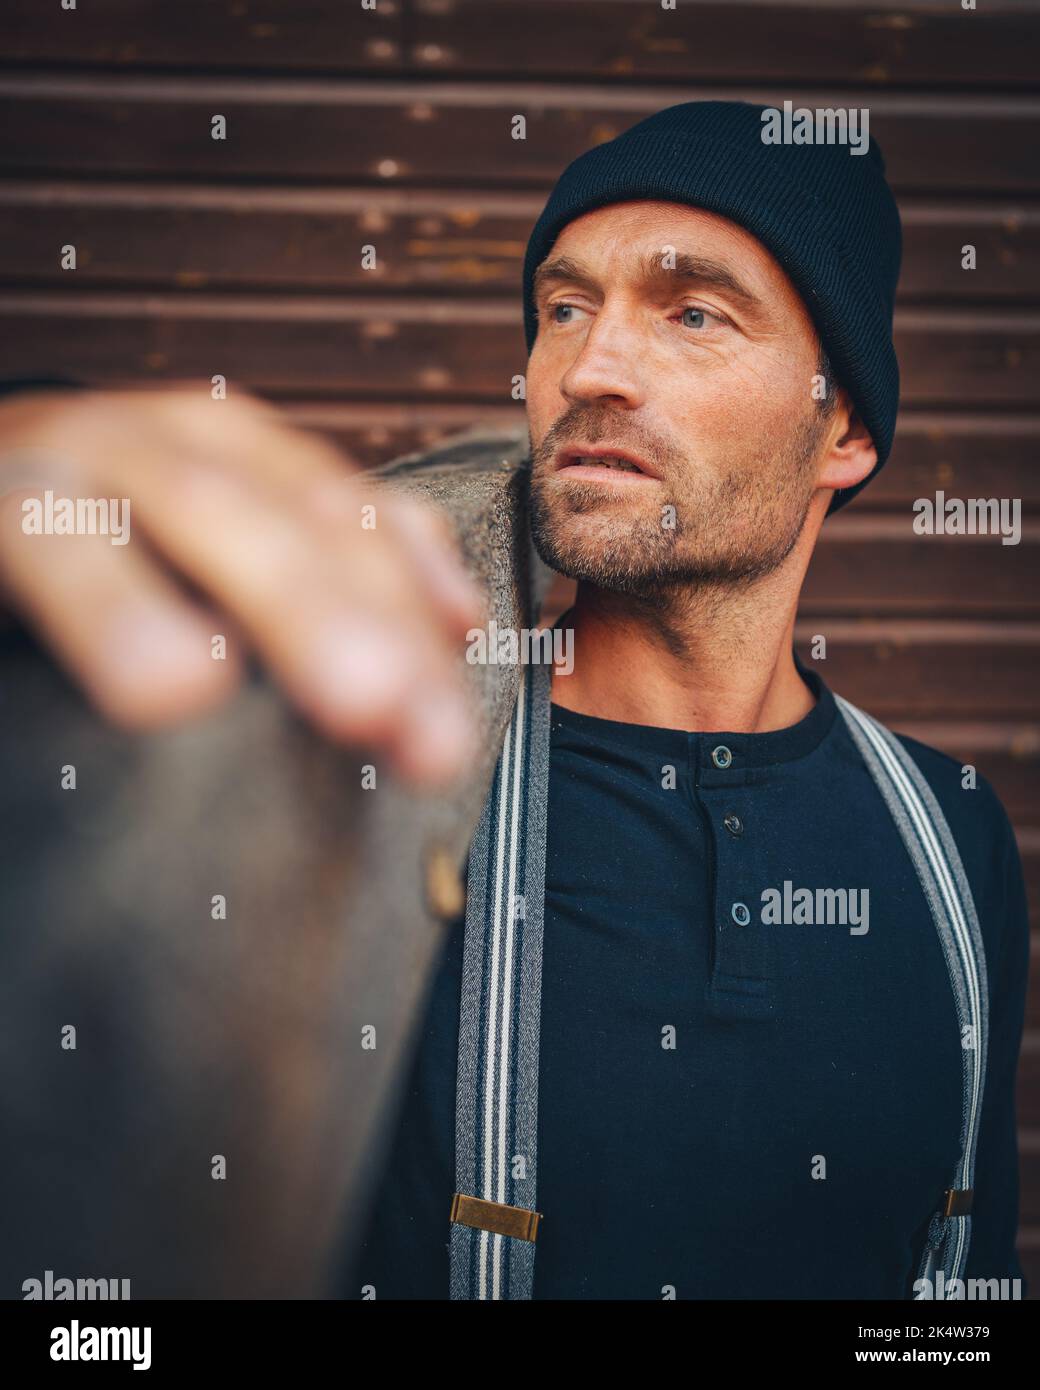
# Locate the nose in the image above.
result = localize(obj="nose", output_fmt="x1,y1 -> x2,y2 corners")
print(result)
557,307 -> 647,412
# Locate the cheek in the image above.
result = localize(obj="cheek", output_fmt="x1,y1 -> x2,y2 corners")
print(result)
664,376 -> 761,455
675,366 -> 809,455
727,347 -> 818,422
525,353 -> 563,441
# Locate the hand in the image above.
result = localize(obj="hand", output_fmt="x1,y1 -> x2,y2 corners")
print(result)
0,385 -> 485,786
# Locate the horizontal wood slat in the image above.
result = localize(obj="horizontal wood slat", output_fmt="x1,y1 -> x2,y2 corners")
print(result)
853,415 -> 1040,510
0,294 -> 1037,409
801,527 -> 1037,618
789,623 -> 1040,716
1,77 -> 1037,193
6,0 -> 405,75
407,0 -> 1040,91
6,0 -> 1039,89
1,184 -> 1037,303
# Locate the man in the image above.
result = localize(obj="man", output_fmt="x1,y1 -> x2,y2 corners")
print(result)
341,100 -> 1029,1300
0,102 -> 1029,1300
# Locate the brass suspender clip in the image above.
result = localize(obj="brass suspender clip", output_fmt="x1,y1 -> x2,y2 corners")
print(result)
943,1188 -> 974,1218
450,1193 -> 542,1242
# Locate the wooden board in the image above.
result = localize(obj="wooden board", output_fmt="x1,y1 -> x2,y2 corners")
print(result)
1,76 -> 1037,194
2,186 -> 1037,304
6,1 -> 1039,89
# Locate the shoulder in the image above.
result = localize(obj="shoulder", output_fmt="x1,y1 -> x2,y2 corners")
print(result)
836,697 -> 1016,864
362,423 -> 554,621
835,694 -> 1027,967
366,423 -> 530,499
895,728 -> 1028,945
868,719 -> 1028,979
890,727 -> 1016,867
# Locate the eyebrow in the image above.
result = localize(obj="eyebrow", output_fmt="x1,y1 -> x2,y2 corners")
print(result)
532,249 -> 762,311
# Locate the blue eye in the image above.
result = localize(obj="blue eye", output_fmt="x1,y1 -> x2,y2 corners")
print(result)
681,307 -> 707,329
552,304 -> 579,324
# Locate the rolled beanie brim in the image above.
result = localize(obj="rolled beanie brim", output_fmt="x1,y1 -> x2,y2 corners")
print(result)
521,108 -> 902,515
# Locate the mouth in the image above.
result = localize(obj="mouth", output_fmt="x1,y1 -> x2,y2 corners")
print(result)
554,446 -> 659,482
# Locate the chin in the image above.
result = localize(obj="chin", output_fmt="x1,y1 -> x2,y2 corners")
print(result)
530,508 -> 683,593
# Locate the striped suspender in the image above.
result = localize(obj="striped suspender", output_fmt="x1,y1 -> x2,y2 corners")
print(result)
450,661 -> 551,1300
835,696 -> 989,1296
448,675 -> 988,1300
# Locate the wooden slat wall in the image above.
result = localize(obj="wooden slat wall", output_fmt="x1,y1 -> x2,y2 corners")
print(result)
4,0 -> 1039,1296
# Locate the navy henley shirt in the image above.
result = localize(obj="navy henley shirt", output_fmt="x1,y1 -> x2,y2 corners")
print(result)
344,656 -> 1029,1299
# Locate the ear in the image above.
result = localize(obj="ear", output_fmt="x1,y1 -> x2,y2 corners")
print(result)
817,390 -> 878,496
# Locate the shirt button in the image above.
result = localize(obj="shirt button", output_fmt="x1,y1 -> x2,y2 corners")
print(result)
711,744 -> 733,769
723,813 -> 743,837
731,901 -> 751,927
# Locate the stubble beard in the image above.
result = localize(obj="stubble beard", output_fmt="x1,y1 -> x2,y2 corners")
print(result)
526,407 -> 827,603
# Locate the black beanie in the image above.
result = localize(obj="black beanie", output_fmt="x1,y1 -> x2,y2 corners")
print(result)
522,100 -> 902,514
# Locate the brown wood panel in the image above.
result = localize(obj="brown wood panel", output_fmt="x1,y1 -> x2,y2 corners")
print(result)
868,415 -> 1040,511
2,185 -> 1037,304
5,0 -> 1038,88
405,0 -> 1040,90
5,0 -> 405,74
803,522 -> 1038,618
896,309 -> 1040,407
2,0 -> 1037,1300
901,205 -> 1040,302
0,293 -> 1037,411
1,77 -> 1037,193
790,622 -> 1039,719
0,291 -> 519,397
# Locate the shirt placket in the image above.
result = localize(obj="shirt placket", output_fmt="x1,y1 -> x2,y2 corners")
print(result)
692,739 -> 776,1021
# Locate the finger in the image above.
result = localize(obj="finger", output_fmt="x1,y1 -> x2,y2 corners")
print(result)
120,392 -> 483,646
150,394 -> 487,646
114,455 -> 477,770
0,393 -> 481,779
17,386 -> 482,648
126,386 -> 362,504
371,492 -> 486,638
0,486 -> 244,729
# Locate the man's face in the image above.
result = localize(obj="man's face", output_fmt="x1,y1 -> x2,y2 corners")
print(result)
525,201 -> 838,596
